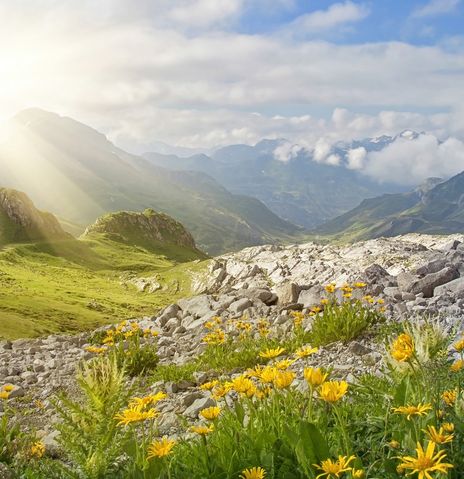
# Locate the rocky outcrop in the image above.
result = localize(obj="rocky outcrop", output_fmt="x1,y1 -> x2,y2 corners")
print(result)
83,208 -> 200,251
0,188 -> 70,245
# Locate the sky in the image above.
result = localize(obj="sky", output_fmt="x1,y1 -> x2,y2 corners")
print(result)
1,0 -> 464,184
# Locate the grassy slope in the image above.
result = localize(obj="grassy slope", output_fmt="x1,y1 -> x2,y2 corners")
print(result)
0,236 -> 209,340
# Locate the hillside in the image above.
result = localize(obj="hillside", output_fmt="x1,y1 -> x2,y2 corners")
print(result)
315,173 -> 464,240
0,109 -> 300,254
145,138 -> 405,228
0,192 -> 209,340
0,187 -> 71,245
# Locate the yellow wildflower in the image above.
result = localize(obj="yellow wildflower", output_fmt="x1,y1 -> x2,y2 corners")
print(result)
424,425 -> 454,444
314,455 -> 356,479
442,389 -> 457,406
325,283 -> 336,294
191,424 -> 214,435
30,441 -> 45,459
211,383 -> 232,400
231,376 -> 256,395
311,306 -> 322,313
354,282 -> 366,288
259,347 -> 285,360
377,298 -> 385,304
295,346 -> 318,358
240,467 -> 266,479
304,367 -> 328,388
200,406 -> 220,421
85,346 -> 107,354
392,403 -> 432,420
129,392 -> 167,409
342,293 -> 352,299
453,337 -> 464,352
147,437 -> 176,459
2,385 -> 14,392
200,380 -> 219,391
114,406 -> 158,426
0,391 -> 10,400
319,381 -> 349,403
320,298 -> 329,305
388,440 -> 400,449
274,359 -> 296,370
450,359 -> 464,372
390,333 -> 414,362
257,366 -> 278,384
273,371 -> 295,389
352,470 -> 365,479
442,422 -> 454,433
397,441 -> 453,479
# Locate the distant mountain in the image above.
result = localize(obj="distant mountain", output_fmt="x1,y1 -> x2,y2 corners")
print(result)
144,138 -> 406,229
316,173 -> 464,240
0,109 -> 300,254
0,187 -> 70,245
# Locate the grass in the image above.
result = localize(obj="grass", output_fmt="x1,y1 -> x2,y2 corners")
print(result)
0,236 -> 209,340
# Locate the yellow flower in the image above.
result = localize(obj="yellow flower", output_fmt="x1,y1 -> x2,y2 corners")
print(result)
352,470 -> 365,479
129,392 -> 167,409
304,367 -> 328,387
442,389 -> 457,406
377,298 -> 384,304
311,306 -> 322,313
341,285 -> 353,293
203,329 -> 226,345
191,424 -> 214,435
30,441 -> 45,459
291,311 -> 304,328
325,283 -> 336,294
274,359 -> 296,370
354,282 -> 366,288
342,293 -> 352,299
392,403 -> 432,420
295,346 -> 318,358
85,346 -> 107,354
273,371 -> 295,389
200,406 -> 220,421
211,383 -> 232,400
390,333 -> 414,362
388,440 -> 401,449
240,466 -> 266,479
256,366 -> 278,384
259,347 -> 285,360
424,425 -> 454,444
114,406 -> 159,426
2,385 -> 14,392
231,376 -> 256,395
397,441 -> 453,479
453,337 -> 464,352
0,391 -> 10,400
200,380 -> 219,391
320,298 -> 329,305
314,455 -> 356,479
450,359 -> 464,372
147,437 -> 176,459
442,422 -> 454,433
204,321 -> 216,330
319,381 -> 348,403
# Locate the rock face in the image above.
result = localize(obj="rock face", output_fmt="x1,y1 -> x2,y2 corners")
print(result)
0,188 -> 70,245
83,208 -> 200,251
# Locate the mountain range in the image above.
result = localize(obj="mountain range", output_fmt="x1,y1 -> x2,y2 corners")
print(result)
0,109 -> 299,254
316,172 -> 464,240
144,137 -> 406,229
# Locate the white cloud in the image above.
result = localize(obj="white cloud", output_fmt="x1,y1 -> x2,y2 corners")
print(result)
364,135 -> 464,185
412,0 -> 461,17
273,141 -> 305,162
347,147 -> 367,169
289,1 -> 369,33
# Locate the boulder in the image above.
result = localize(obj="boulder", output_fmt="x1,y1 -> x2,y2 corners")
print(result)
434,277 -> 464,296
177,295 -> 212,318
403,267 -> 459,298
275,282 -> 301,305
298,285 -> 324,308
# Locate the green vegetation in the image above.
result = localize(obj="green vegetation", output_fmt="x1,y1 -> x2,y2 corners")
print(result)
0,235 -> 208,340
2,300 -> 464,478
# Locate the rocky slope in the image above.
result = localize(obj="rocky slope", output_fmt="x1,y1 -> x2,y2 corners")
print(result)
0,188 -> 70,245
2,233 -> 464,453
83,208 -> 201,253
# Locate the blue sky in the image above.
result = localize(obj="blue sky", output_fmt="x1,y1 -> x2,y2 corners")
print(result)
0,0 -> 464,185
237,0 -> 464,45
